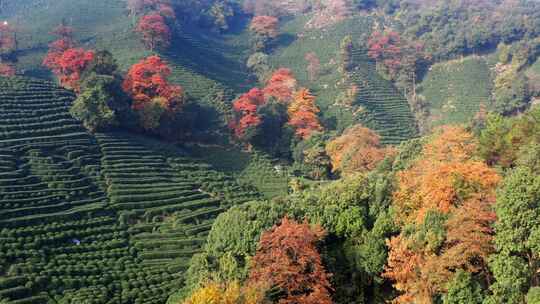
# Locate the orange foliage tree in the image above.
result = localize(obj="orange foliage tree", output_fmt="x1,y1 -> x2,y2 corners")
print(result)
325,124 -> 392,175
249,15 -> 279,50
287,89 -> 323,139
250,15 -> 279,38
136,13 -> 171,50
384,126 -> 501,303
263,68 -> 297,103
229,88 -> 266,139
248,217 -> 333,304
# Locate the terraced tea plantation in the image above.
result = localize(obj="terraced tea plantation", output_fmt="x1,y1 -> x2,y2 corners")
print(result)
417,56 -> 493,128
347,49 -> 418,145
0,77 -> 260,304
270,15 -> 418,144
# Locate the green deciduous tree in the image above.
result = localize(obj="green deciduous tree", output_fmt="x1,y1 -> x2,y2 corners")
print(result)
443,270 -> 484,304
492,68 -> 530,115
487,167 -> 540,304
527,287 -> 540,304
70,76 -> 118,132
291,172 -> 397,303
70,50 -> 133,132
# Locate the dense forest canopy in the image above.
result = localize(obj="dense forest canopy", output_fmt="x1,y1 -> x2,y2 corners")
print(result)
0,0 -> 540,304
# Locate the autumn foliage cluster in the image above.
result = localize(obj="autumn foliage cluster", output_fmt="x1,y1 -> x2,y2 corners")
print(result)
326,124 -> 393,175
248,218 -> 333,304
230,88 -> 266,138
122,55 -> 184,130
0,22 -> 15,53
368,31 -> 403,75
0,62 -> 15,77
130,0 -> 175,50
368,31 -> 429,89
263,68 -> 297,103
384,126 -> 501,303
230,68 -> 323,143
182,281 -> 266,304
183,218 -> 333,304
249,15 -> 279,51
249,16 -> 279,40
43,25 -> 95,92
287,89 -> 323,139
0,22 -> 16,76
41,24 -> 184,133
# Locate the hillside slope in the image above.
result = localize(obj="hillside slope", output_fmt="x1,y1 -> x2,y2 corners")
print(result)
269,15 -> 418,144
0,77 -> 259,304
417,56 -> 494,128
3,0 -> 253,101
5,2 -> 420,145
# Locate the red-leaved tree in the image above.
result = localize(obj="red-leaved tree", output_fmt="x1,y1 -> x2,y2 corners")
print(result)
123,55 -> 184,131
368,30 -> 429,91
0,63 -> 15,77
0,22 -> 15,54
229,88 -> 266,139
43,24 -> 94,91
43,24 -> 75,66
123,55 -> 183,111
47,24 -> 75,53
0,22 -> 16,76
368,31 -> 403,76
48,48 -> 95,92
43,38 -> 94,91
248,217 -> 333,304
263,68 -> 297,103
136,13 -> 171,50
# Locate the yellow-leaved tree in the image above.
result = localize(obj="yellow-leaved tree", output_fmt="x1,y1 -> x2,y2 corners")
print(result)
384,126 -> 501,303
